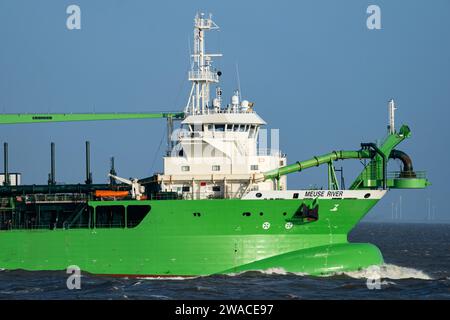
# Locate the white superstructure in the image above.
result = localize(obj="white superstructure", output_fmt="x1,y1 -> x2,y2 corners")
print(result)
158,13 -> 286,199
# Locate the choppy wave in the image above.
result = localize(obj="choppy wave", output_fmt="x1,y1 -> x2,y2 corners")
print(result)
0,265 -> 431,281
149,294 -> 172,300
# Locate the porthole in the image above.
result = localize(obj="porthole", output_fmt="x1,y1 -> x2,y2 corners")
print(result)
283,212 -> 287,216
364,193 -> 371,199
259,212 -> 264,216
256,192 -> 262,198
242,212 -> 251,217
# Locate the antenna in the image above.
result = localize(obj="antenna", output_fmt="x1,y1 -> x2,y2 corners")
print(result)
235,63 -> 242,100
388,99 -> 397,134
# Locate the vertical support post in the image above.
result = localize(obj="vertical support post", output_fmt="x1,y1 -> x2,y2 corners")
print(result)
381,154 -> 387,190
125,205 -> 128,229
93,206 -> 96,229
38,205 -> 41,228
336,166 -> 345,190
166,116 -> 174,156
3,142 -> 9,186
109,157 -> 116,185
85,141 -> 92,185
224,177 -> 227,199
48,142 -> 56,185
327,162 -> 340,190
327,162 -> 332,190
332,164 -> 339,190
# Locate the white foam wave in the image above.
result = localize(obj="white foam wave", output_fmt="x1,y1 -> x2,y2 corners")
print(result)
224,268 -> 307,277
120,264 -> 432,281
335,264 -> 432,280
223,264 -> 432,280
136,276 -> 199,281
259,268 -> 309,276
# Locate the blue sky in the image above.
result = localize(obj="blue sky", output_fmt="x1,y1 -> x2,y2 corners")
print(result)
0,0 -> 449,223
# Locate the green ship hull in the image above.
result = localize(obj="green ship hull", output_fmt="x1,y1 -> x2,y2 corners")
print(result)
0,198 -> 383,276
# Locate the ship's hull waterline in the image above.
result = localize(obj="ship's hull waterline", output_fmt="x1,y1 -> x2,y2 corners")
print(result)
0,196 -> 384,276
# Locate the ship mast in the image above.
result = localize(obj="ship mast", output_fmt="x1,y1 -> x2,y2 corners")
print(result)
185,13 -> 222,115
388,99 -> 397,134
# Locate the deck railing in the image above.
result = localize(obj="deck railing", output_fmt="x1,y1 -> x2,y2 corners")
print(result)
188,70 -> 219,82
387,171 -> 427,179
23,193 -> 89,204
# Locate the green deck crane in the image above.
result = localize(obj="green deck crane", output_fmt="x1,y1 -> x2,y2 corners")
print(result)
0,112 -> 185,124
0,111 -> 185,157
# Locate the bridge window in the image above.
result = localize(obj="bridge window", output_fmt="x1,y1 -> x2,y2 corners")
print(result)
127,205 -> 151,228
249,125 -> 256,138
212,186 -> 221,192
215,124 -> 225,132
182,186 -> 190,192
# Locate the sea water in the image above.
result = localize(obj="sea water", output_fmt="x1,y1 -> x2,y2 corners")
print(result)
0,223 -> 448,299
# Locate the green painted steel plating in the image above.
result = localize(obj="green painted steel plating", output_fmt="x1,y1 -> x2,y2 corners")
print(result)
0,198 -> 382,276
0,112 -> 185,124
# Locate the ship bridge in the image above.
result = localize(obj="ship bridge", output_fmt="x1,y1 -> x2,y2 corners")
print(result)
159,13 -> 287,199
